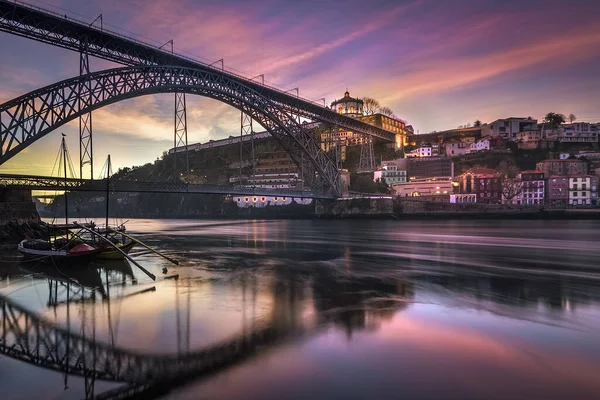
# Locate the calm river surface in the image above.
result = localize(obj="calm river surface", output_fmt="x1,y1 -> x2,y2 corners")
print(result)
2,219 -> 600,399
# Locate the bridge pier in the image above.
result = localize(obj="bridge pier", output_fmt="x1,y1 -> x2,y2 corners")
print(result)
0,188 -> 42,243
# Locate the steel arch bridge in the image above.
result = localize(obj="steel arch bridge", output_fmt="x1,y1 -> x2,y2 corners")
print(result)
0,65 -> 346,195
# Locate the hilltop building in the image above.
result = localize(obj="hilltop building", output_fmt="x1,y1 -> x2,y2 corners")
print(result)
483,117 -> 537,141
536,159 -> 587,177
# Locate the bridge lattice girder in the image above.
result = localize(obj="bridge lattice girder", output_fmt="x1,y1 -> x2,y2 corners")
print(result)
0,294 -> 285,383
0,173 -> 334,198
0,65 -> 343,195
0,0 -> 395,143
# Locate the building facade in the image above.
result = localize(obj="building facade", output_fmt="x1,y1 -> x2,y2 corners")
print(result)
517,171 -> 545,205
391,177 -> 453,198
380,160 -> 407,184
406,144 -> 432,158
546,176 -> 569,206
558,123 -> 598,144
404,156 -> 454,180
515,130 -> 541,149
483,117 -> 537,141
536,159 -> 588,177
445,141 -> 469,157
454,168 -> 502,204
233,196 -> 313,208
568,176 -> 598,206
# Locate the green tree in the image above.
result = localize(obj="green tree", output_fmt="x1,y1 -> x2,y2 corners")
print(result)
352,175 -> 378,193
568,113 -> 576,123
543,112 -> 566,127
375,178 -> 392,194
474,119 -> 482,127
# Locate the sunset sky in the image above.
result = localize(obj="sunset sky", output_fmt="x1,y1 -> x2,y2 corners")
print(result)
1,0 -> 600,175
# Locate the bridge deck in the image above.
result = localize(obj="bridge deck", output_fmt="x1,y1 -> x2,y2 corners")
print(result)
0,173 -> 335,198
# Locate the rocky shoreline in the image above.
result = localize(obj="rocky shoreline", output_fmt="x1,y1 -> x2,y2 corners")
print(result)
0,220 -> 49,243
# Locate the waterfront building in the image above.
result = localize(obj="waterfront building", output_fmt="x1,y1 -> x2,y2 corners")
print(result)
454,168 -> 502,204
483,117 -> 537,141
391,177 -> 453,198
380,160 -> 407,184
546,176 -> 569,207
536,159 -> 587,177
568,176 -> 598,206
517,171 -> 545,205
232,196 -> 313,208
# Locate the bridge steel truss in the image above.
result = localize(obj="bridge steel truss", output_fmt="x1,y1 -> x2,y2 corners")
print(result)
0,1 -> 396,193
0,65 -> 346,195
0,173 -> 334,199
0,293 -> 288,387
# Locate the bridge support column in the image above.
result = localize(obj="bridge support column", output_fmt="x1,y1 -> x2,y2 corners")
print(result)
358,136 -> 375,173
239,112 -> 255,185
174,93 -> 189,180
79,46 -> 93,180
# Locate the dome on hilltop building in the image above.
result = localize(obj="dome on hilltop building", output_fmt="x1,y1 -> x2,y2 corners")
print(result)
330,90 -> 363,117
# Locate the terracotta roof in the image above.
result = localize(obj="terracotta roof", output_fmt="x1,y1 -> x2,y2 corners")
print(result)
520,170 -> 543,174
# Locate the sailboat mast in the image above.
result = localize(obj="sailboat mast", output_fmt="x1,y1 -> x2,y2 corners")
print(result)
106,155 -> 111,230
62,137 -> 69,230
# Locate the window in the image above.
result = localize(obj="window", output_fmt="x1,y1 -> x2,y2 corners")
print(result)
582,192 -> 587,197
573,192 -> 578,197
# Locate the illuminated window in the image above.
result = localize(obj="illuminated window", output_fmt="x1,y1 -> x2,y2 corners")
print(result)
274,197 -> 278,202
253,197 -> 257,203
338,107 -> 343,113
261,197 -> 266,202
350,106 -> 355,113
283,197 -> 287,201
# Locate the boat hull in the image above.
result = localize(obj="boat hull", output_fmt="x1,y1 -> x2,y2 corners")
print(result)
18,241 -> 101,267
97,241 -> 136,260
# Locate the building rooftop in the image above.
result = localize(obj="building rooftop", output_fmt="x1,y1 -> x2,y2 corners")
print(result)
520,170 -> 543,174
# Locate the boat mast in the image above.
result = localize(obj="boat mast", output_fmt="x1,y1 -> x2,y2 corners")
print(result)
62,135 -> 69,238
105,155 -> 111,230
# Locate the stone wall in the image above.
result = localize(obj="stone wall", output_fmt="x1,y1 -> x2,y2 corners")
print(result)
315,197 -> 393,218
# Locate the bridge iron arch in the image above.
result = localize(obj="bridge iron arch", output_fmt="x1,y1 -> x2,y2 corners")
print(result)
0,65 -> 341,196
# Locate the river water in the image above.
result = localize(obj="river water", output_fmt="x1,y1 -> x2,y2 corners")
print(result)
2,219 -> 600,399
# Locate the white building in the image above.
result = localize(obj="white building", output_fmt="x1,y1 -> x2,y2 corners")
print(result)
406,144 -> 432,158
468,136 -> 491,153
484,117 -> 537,141
450,194 -> 476,203
568,176 -> 598,206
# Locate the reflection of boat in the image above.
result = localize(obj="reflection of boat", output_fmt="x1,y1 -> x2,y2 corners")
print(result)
21,261 -> 107,300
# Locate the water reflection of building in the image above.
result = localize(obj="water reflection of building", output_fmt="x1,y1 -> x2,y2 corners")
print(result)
311,270 -> 413,338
